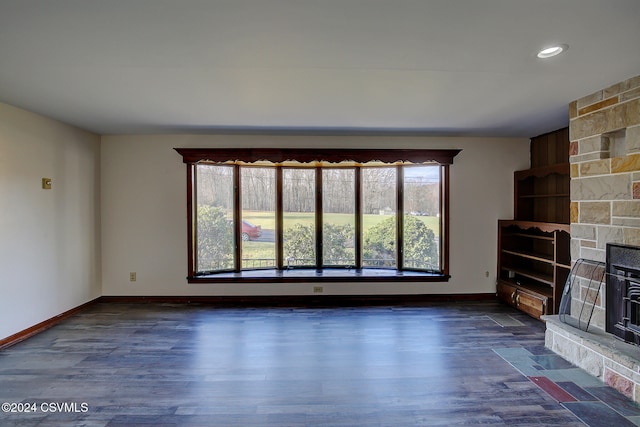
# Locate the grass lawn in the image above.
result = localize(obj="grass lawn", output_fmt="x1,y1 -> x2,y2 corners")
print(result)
241,241 -> 276,265
242,211 -> 439,236
240,210 -> 439,263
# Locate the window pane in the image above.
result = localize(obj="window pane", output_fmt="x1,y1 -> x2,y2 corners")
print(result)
241,167 -> 276,269
283,169 -> 316,267
322,169 -> 355,266
403,165 -> 441,271
195,165 -> 235,272
362,167 -> 397,268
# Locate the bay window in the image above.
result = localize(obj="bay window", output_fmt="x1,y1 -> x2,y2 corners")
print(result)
176,148 -> 460,283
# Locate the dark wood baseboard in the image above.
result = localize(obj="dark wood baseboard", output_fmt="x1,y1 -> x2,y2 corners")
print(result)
1,293 -> 497,349
0,297 -> 102,350
100,293 -> 497,307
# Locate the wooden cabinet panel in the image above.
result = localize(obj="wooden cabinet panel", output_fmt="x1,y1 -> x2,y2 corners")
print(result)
497,280 -> 550,320
497,281 -> 517,308
515,288 -> 548,319
530,127 -> 569,168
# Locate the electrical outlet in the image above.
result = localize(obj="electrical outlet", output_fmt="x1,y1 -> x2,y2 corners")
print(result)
313,286 -> 323,293
485,271 -> 490,278
130,272 -> 137,282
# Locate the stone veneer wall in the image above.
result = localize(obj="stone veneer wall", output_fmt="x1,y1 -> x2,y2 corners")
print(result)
568,74 -> 640,330
545,74 -> 640,402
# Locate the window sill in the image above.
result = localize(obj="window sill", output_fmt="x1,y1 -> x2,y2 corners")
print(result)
188,268 -> 450,283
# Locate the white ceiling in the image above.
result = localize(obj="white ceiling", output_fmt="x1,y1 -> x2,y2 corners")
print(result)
0,0 -> 639,137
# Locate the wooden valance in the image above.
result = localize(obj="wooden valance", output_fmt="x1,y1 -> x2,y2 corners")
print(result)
174,148 -> 461,165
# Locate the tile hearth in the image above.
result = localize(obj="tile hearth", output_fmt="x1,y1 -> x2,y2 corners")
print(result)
496,343 -> 640,426
545,315 -> 640,405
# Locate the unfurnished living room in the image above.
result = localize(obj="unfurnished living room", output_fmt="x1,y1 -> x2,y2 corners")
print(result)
1,1 -> 640,426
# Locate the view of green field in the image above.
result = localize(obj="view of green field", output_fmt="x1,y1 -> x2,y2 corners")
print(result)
240,211 -> 439,266
242,211 -> 440,236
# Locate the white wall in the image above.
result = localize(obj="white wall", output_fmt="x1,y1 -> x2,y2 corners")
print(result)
101,134 -> 529,296
0,102 -> 101,339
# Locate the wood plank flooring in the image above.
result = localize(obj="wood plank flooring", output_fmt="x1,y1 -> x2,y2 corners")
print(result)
0,300 -> 638,426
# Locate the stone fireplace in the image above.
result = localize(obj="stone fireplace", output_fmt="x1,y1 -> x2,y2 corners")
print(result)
544,74 -> 640,402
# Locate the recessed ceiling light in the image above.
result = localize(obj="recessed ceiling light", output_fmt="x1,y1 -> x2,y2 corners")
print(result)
537,44 -> 568,59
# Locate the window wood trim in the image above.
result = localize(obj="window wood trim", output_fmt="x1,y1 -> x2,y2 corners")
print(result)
176,148 -> 460,283
175,148 -> 461,165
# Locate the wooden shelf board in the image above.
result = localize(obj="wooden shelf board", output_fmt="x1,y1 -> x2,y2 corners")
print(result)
501,266 -> 554,286
502,249 -> 554,264
506,232 -> 555,241
518,194 -> 570,199
498,220 -> 570,234
514,163 -> 570,180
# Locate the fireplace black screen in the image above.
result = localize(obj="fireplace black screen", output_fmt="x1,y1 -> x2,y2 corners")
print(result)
606,243 -> 640,345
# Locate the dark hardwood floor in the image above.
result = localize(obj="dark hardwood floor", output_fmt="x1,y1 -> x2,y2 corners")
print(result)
1,300 -> 638,426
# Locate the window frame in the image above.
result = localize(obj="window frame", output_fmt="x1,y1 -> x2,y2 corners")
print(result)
176,148 -> 461,283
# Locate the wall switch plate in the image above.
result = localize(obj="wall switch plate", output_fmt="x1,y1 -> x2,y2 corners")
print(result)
130,272 -> 136,282
42,178 -> 52,189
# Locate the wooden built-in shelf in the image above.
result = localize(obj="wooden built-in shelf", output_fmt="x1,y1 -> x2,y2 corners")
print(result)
513,160 -> 570,225
497,220 -> 570,319
500,265 -> 555,286
497,224 -> 570,319
496,126 -> 571,320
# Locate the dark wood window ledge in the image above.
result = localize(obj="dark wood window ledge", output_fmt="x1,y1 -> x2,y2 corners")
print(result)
188,268 -> 450,283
